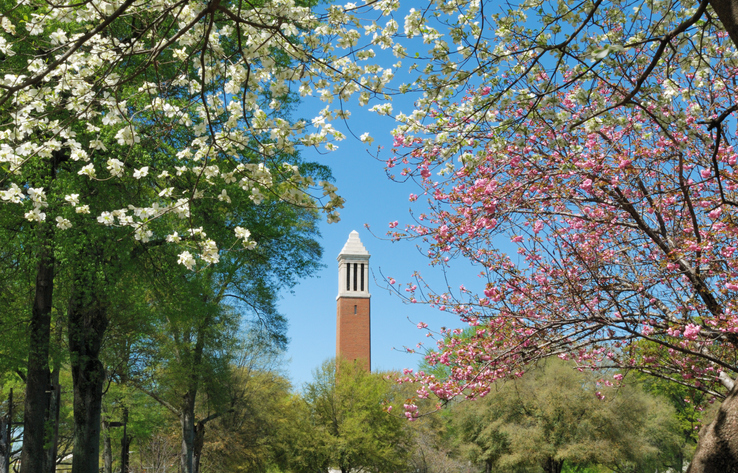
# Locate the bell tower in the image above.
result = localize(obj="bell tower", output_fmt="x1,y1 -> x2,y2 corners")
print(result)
336,230 -> 371,370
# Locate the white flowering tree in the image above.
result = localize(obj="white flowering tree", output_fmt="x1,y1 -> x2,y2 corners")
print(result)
0,0 -> 405,471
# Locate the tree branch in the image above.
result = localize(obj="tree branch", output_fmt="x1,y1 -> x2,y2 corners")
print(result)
719,371 -> 736,391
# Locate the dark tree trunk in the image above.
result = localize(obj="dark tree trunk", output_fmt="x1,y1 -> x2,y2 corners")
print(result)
42,370 -> 61,473
180,393 -> 196,473
709,0 -> 738,52
543,457 -> 563,473
121,407 -> 131,473
19,234 -> 54,473
0,395 -> 9,473
102,419 -> 112,473
180,324 -> 205,473
68,276 -> 109,473
193,422 -> 205,473
121,434 -> 132,472
687,382 -> 738,473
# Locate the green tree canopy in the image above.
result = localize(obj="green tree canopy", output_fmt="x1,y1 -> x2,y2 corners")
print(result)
286,358 -> 411,473
451,359 -> 684,473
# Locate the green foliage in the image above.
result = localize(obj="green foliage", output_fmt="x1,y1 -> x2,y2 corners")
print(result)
450,359 -> 684,473
201,369 -> 293,473
284,358 -> 411,473
398,386 -> 475,473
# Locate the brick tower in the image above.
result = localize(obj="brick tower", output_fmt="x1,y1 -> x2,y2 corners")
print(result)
336,230 -> 371,370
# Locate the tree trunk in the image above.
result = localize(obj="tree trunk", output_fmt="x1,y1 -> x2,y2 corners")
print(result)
42,371 -> 61,473
180,324 -> 206,473
121,434 -> 132,472
709,0 -> 738,52
68,277 -> 109,473
121,407 -> 131,473
193,422 -> 205,473
180,392 -> 196,473
687,381 -> 738,473
102,419 -> 112,473
19,234 -> 54,473
543,457 -> 563,473
0,404 -> 9,473
102,420 -> 113,473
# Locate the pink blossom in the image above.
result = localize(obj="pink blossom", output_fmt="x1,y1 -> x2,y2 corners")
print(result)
667,327 -> 681,337
708,208 -> 722,219
683,323 -> 701,340
389,221 -> 398,228
389,278 -> 396,285
700,168 -> 712,178
580,179 -> 594,193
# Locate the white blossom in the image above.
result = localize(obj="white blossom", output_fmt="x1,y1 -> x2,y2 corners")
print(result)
78,164 -> 96,179
97,212 -> 115,225
177,251 -> 196,270
65,194 -> 80,206
218,189 -> 231,203
55,216 -> 72,230
24,208 -> 46,222
107,159 -> 125,177
166,232 -> 181,243
1,183 -> 24,203
133,167 -> 149,179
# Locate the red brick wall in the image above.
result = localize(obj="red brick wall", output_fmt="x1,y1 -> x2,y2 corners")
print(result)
336,296 -> 371,371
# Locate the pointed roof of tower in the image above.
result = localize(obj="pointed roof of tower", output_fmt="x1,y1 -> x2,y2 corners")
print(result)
338,230 -> 370,257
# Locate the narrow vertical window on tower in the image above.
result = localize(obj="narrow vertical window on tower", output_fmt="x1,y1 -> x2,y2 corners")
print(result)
354,305 -> 357,314
353,263 -> 358,291
360,263 -> 365,291
346,263 -> 350,291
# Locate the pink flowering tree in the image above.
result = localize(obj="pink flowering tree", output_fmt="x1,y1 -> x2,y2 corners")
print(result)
384,0 -> 738,469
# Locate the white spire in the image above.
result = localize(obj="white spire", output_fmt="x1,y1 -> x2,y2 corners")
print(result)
338,230 -> 370,257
